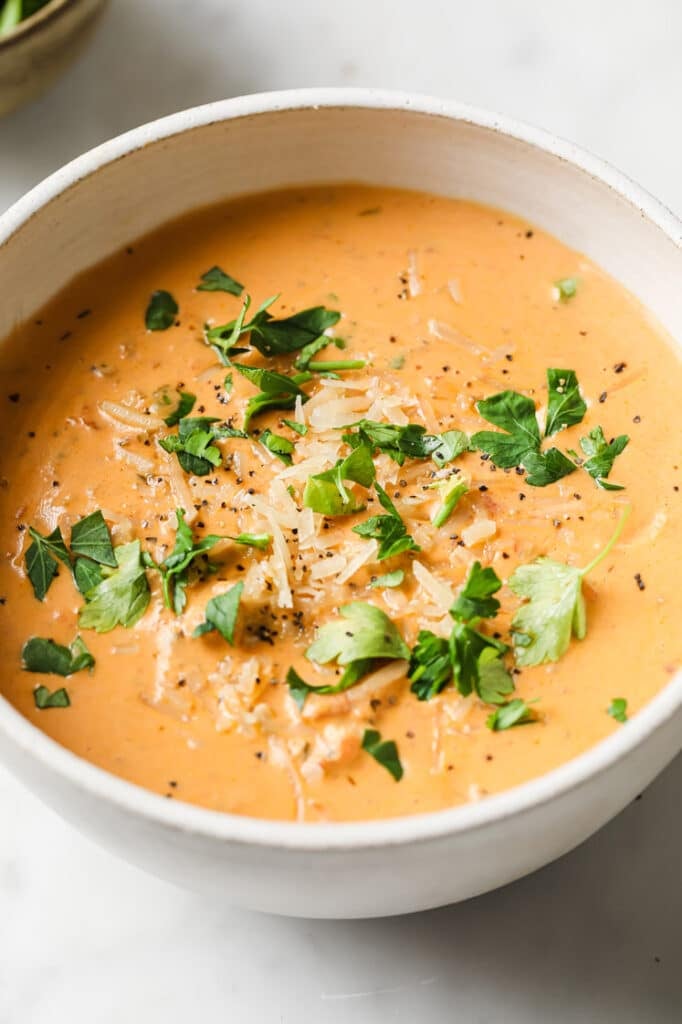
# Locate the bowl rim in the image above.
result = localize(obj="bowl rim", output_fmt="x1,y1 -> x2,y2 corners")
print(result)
0,86 -> 680,851
0,0 -> 81,48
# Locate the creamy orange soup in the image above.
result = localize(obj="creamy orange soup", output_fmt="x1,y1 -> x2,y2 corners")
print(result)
1,186 -> 680,822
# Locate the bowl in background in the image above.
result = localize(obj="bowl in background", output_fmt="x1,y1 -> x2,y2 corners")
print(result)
0,0 -> 107,116
0,89 -> 680,918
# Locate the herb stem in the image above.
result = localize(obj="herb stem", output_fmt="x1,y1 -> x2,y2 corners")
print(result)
308,359 -> 365,371
580,505 -> 631,578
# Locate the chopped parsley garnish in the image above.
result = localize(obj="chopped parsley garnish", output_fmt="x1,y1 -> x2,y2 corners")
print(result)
607,697 -> 628,723
486,698 -> 537,731
205,294 -> 275,363
545,369 -> 588,436
429,474 -> 469,528
159,416 -> 244,475
197,266 -> 244,296
144,509 -> 269,613
260,428 -> 295,465
294,333 -> 345,370
193,582 -> 244,644
22,635 -> 94,676
233,363 -> 311,431
206,295 -> 340,361
287,603 -> 409,708
576,426 -> 629,490
26,512 -> 117,601
361,729 -> 404,781
343,420 -> 468,468
554,277 -> 578,301
70,511 -> 116,567
352,484 -> 420,560
303,443 -> 376,516
408,561 -> 513,702
73,558 -> 104,596
472,370 -> 585,485
370,569 -> 405,589
33,685 -> 70,710
145,290 -> 178,331
307,602 -> 409,666
150,508 -> 222,614
78,541 -> 151,633
285,661 -> 372,709
509,506 -> 630,666
282,418 -> 307,436
163,391 -> 196,427
25,525 -> 70,601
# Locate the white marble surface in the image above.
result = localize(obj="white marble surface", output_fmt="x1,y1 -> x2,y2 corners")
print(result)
1,1 -> 681,1020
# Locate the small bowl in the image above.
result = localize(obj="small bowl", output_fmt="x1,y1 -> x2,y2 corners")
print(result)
0,0 -> 107,117
0,89 -> 680,918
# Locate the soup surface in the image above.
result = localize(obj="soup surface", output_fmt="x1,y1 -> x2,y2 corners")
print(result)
0,186 -> 680,822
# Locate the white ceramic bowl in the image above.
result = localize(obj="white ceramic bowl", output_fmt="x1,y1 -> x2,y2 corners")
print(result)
1,89 -> 680,919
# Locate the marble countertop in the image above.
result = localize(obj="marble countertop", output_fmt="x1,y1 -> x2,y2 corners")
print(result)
0,1 -> 680,1020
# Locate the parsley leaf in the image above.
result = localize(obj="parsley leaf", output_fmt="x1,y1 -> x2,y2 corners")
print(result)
146,509 -> 269,613
25,525 -> 70,601
472,390 -> 540,467
545,369 -> 587,436
206,296 -> 340,360
163,391 -> 196,427
361,729 -> 404,781
70,511 -> 116,567
607,697 -> 628,723
288,603 -> 408,709
450,560 -> 502,620
233,363 -> 311,431
152,508 -> 222,614
472,371 -> 583,485
205,294 -> 272,363
343,420 -> 468,467
260,428 -> 295,465
285,660 -> 374,710
408,561 -> 512,701
193,582 -> 244,644
33,685 -> 70,710
486,698 -> 537,731
370,569 -> 405,589
197,266 -> 244,296
352,484 -> 420,560
306,602 -> 409,666
477,650 -> 516,704
145,290 -> 178,331
509,506 -> 630,665
22,635 -> 94,676
430,474 -> 468,528
159,416 -> 237,476
78,541 -> 151,632
303,443 -> 376,515
407,631 -> 452,701
578,426 -> 629,489
73,558 -> 104,596
522,447 -> 577,487
246,304 -> 341,357
282,418 -> 308,436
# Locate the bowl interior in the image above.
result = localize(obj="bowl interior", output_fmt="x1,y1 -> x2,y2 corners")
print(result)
2,99 -> 682,350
